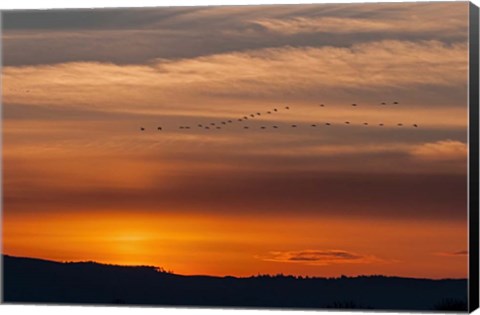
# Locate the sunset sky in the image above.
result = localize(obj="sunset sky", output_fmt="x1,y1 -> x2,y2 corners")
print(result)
2,2 -> 470,278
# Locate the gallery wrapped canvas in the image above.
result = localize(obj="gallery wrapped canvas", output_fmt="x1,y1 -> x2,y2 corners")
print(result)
1,1 -> 479,312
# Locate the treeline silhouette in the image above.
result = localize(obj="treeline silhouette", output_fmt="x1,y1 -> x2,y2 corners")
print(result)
3,255 -> 467,311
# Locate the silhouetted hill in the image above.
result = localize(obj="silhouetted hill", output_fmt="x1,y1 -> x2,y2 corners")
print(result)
2,255 -> 467,311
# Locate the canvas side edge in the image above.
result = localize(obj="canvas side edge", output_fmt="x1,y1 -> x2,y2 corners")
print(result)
469,1 -> 480,313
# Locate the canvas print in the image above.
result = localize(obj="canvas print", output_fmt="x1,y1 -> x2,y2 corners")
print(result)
1,1 -> 478,312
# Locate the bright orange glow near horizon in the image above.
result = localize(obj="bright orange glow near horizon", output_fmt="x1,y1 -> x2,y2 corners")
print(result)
3,210 -> 467,279
2,2 -> 469,280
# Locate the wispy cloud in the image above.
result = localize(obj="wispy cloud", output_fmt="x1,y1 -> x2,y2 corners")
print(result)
410,140 -> 467,161
251,15 -> 466,36
258,249 -> 384,266
434,250 -> 468,257
3,40 -> 467,115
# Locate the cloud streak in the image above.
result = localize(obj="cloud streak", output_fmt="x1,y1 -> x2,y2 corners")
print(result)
251,15 -> 466,36
3,40 -> 467,115
434,250 -> 468,257
410,140 -> 467,162
259,249 -> 382,266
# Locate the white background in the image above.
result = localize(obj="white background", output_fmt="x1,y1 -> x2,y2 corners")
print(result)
0,0 -> 479,315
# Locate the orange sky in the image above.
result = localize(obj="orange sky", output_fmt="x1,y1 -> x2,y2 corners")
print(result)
1,2 -> 469,278
3,211 -> 468,278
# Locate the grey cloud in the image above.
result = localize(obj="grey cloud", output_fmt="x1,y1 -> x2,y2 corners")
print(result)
2,2 -> 467,66
3,167 -> 467,221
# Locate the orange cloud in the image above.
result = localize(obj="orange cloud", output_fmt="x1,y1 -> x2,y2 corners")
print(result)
259,249 -> 383,266
434,250 -> 468,257
410,140 -> 467,161
2,40 -> 467,115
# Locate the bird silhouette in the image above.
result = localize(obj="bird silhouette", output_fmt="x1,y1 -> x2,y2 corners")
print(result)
138,99 -> 414,135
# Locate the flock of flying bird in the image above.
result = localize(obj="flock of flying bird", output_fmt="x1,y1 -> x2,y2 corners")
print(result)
139,101 -> 419,132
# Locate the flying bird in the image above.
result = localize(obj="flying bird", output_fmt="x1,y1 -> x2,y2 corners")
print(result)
267,111 -> 271,114
397,123 -> 403,126
198,124 -> 203,127
157,127 -> 162,130
285,106 -> 290,110
363,123 -> 368,126
260,126 -> 266,129
216,126 -> 221,129
291,124 -> 297,128
273,125 -> 278,128
379,123 -> 384,126
413,124 -> 418,128
244,126 -> 249,129
140,127 -> 145,131
325,123 -> 331,126
273,108 -> 278,112
320,104 -> 325,107
381,102 -> 386,105
250,114 -> 255,117
352,103 -> 357,107
205,126 -> 210,129
345,121 -> 350,124
228,120 -> 233,123
257,112 -> 261,116
211,123 -> 215,126
311,124 -> 317,127
393,101 -> 399,104
222,122 -> 226,125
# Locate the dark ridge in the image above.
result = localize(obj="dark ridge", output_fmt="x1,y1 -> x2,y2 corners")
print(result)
3,255 -> 467,311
